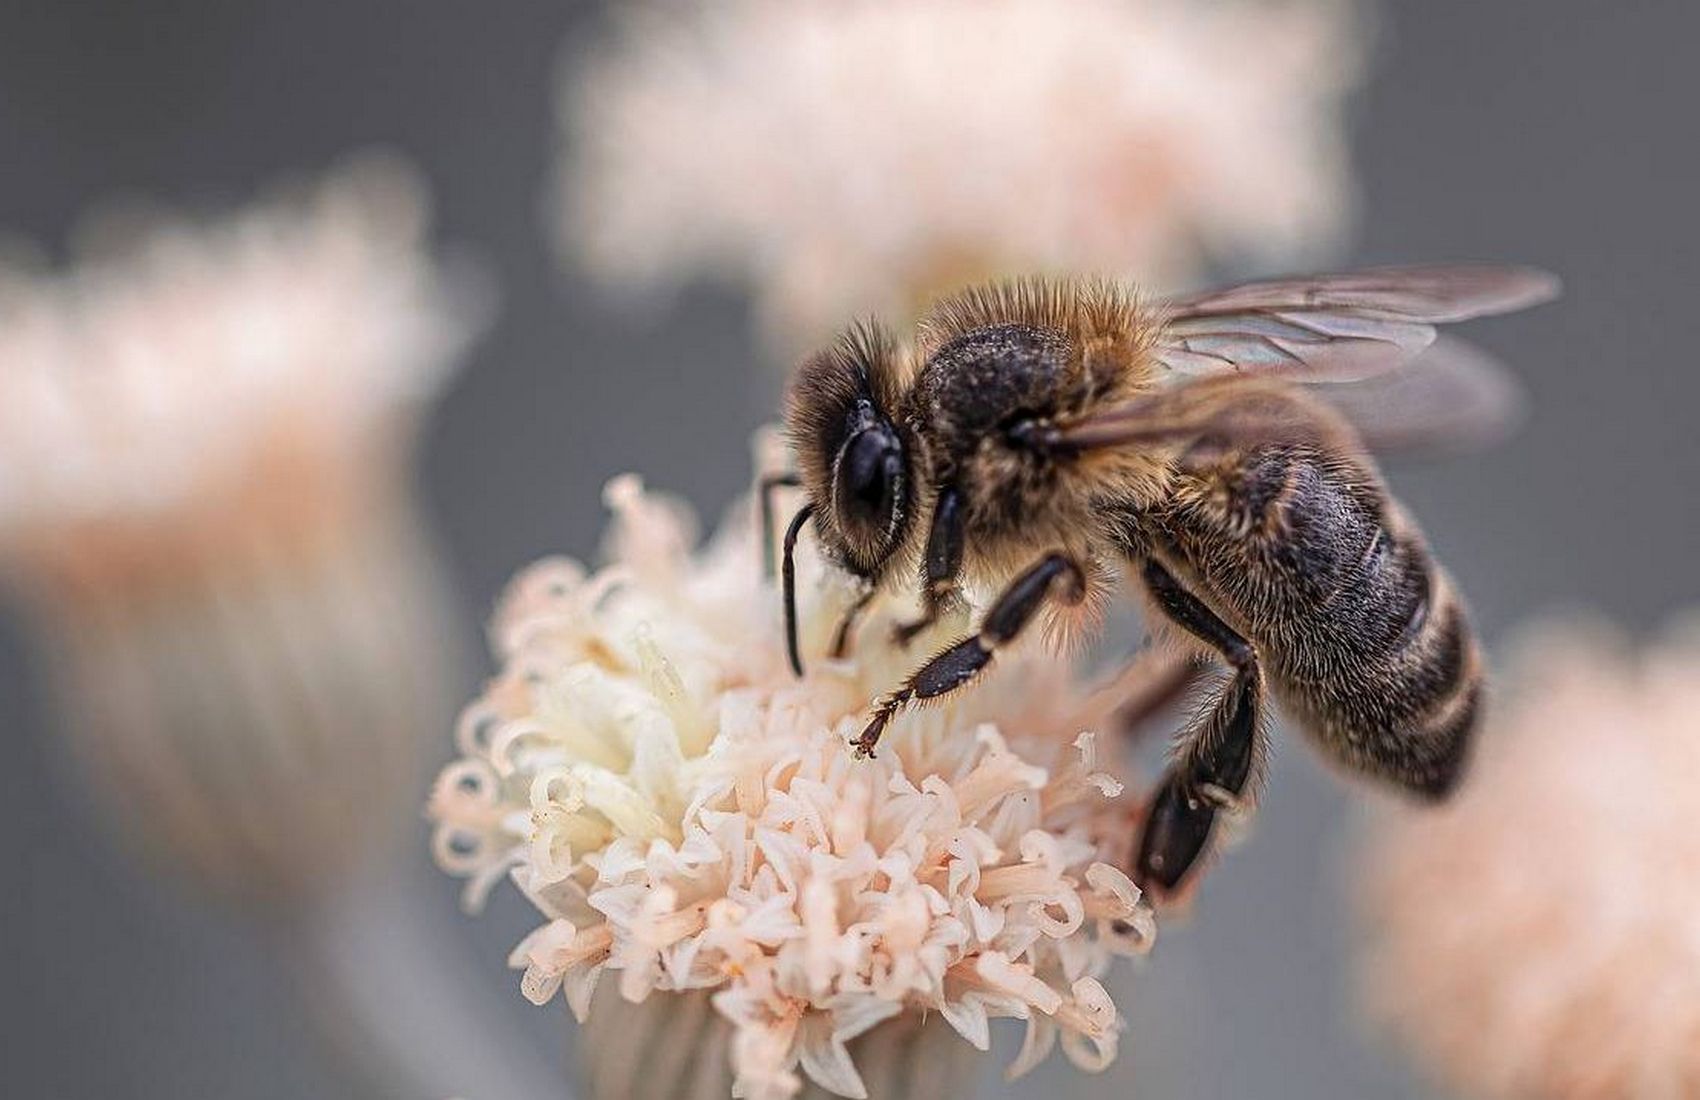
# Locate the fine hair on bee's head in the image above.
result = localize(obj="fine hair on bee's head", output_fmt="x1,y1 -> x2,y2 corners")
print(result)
783,322 -> 925,582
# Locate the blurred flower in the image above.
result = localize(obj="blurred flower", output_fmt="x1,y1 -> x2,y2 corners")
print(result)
555,0 -> 1363,357
430,469 -> 1158,1100
0,153 -> 482,592
1355,618 -> 1700,1100
0,154 -> 486,905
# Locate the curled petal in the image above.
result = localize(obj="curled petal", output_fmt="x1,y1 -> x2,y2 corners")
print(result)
1057,978 -> 1120,1072
1008,1014 -> 1059,1081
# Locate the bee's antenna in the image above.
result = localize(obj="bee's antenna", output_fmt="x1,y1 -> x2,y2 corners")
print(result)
781,503 -> 816,677
758,472 -> 802,579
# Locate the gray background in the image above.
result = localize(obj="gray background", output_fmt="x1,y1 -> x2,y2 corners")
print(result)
2,2 -> 1695,1097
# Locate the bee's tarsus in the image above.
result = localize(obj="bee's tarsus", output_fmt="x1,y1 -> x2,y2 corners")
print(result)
854,552 -> 1086,757
854,699 -> 904,758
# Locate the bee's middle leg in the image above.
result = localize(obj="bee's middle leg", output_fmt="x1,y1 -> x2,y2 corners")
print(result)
853,550 -> 1086,758
1135,558 -> 1265,896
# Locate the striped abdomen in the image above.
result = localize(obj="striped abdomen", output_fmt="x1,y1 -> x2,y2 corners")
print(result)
1158,444 -> 1480,797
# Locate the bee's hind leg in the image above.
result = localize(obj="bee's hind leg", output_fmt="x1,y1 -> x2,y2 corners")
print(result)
1135,558 -> 1265,897
853,550 -> 1086,758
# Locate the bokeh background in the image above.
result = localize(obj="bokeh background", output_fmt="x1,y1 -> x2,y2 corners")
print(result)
2,2 -> 1696,1098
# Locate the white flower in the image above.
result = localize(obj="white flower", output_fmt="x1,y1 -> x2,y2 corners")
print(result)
430,469 -> 1158,1099
555,0 -> 1362,354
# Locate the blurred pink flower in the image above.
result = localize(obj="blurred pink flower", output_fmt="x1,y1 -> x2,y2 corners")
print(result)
0,154 -> 485,596
555,0 -> 1363,357
1356,618 -> 1700,1100
0,156 -> 575,1100
0,156 -> 484,904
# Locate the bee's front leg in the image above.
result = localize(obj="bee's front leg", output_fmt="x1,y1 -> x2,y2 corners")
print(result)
891,486 -> 965,647
854,550 -> 1086,757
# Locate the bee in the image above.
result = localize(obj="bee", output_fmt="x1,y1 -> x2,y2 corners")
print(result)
772,265 -> 1558,897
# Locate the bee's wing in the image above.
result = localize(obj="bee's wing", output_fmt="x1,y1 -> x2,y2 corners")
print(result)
1154,264 -> 1559,383
1055,336 -> 1525,459
1313,336 -> 1526,456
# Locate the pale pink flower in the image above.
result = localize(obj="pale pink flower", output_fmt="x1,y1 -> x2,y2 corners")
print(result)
555,0 -> 1362,355
0,157 -> 557,1099
1356,618 -> 1700,1100
0,155 -> 485,904
429,469 -> 1158,1099
0,153 -> 485,591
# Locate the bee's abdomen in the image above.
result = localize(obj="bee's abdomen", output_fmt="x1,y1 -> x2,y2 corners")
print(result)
1165,446 -> 1481,797
1302,516 -> 1481,798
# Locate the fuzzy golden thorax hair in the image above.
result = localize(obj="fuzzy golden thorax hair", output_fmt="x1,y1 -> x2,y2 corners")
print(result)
785,278 -> 1183,592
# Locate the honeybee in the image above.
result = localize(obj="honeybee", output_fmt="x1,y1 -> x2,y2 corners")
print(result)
773,265 -> 1558,897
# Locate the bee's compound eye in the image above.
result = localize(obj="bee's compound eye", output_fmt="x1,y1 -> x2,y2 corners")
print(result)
835,425 -> 904,537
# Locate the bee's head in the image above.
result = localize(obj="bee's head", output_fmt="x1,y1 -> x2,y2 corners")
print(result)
783,323 -> 919,581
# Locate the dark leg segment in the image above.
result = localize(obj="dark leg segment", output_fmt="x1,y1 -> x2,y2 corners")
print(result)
854,551 -> 1084,757
759,473 -> 802,578
1134,559 -> 1265,895
829,586 -> 877,660
1064,648 -> 1202,751
893,486 -> 965,646
1106,650 -> 1202,742
781,504 -> 816,677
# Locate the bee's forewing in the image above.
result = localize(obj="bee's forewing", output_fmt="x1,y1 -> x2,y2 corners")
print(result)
1057,336 -> 1525,460
1154,264 -> 1559,383
1162,264 -> 1560,320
